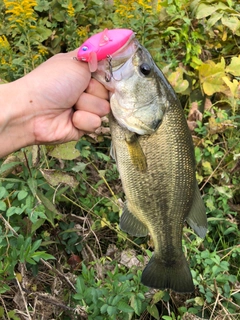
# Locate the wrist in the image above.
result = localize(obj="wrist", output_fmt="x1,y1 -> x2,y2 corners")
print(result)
0,80 -> 35,157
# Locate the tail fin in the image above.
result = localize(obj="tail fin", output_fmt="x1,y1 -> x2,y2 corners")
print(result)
141,254 -> 194,293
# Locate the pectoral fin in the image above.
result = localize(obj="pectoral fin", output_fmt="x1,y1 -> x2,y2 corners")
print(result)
186,182 -> 207,238
120,202 -> 148,237
125,133 -> 147,172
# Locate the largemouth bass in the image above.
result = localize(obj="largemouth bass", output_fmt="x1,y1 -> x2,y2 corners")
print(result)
93,38 -> 207,293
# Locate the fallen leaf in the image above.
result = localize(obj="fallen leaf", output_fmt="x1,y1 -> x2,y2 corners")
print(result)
40,169 -> 78,188
48,141 -> 80,160
120,249 -> 142,268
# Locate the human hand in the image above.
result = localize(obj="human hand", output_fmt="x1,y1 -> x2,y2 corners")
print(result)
0,49 -> 110,157
22,49 -> 110,144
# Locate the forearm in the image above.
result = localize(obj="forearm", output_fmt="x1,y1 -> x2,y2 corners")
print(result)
0,80 -> 35,157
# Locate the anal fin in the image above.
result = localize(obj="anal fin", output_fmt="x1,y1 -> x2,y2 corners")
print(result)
120,202 -> 148,237
186,182 -> 207,238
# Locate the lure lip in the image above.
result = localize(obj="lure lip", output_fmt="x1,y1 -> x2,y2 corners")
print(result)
77,28 -> 135,72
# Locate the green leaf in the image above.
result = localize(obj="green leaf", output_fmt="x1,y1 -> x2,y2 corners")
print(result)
223,226 -> 237,235
0,200 -> 7,211
152,290 -> 165,304
72,162 -> 87,173
31,239 -> 42,253
107,305 -> 117,316
31,218 -> 45,233
112,295 -> 121,306
117,301 -> 134,313
195,147 -> 202,163
6,206 -> 24,217
0,284 -> 10,294
36,190 -> 61,225
32,251 -> 55,262
75,276 -> 86,295
29,210 -> 47,224
130,296 -> 142,315
27,177 -> 38,197
100,304 -> 108,314
17,190 -> 28,201
7,310 -> 21,320
0,186 -> 7,199
147,304 -> 160,319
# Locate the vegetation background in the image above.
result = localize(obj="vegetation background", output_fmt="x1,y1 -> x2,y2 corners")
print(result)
0,0 -> 239,319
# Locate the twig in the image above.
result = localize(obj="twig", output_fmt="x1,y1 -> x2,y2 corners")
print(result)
200,141 -> 239,191
200,152 -> 227,191
210,291 -> 220,319
40,259 -> 76,292
85,243 -> 103,280
20,287 -> 75,311
14,272 -> 32,320
0,295 -> 11,320
0,214 -> 18,237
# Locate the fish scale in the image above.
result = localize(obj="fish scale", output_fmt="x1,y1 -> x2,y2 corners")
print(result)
110,100 -> 195,257
110,105 -> 195,291
93,35 -> 207,293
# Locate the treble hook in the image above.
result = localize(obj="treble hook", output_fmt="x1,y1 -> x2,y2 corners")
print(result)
104,55 -> 113,82
105,55 -> 123,82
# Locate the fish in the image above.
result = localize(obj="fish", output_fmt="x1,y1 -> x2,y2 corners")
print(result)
93,37 -> 207,293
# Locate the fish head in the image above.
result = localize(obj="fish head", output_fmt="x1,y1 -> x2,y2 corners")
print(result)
93,40 -> 170,135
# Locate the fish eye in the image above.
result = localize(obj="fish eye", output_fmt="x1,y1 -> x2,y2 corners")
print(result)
139,63 -> 151,76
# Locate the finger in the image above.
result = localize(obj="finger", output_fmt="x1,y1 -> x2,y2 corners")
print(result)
85,78 -> 109,100
75,92 -> 110,117
72,110 -> 102,132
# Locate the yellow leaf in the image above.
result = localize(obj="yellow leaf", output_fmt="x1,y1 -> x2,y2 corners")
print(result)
202,161 -> 212,175
222,76 -> 239,97
101,217 -> 109,228
167,67 -> 189,93
48,141 -> 80,160
195,296 -> 205,306
222,16 -> 240,34
15,273 -> 22,282
199,58 -> 227,95
222,30 -> 227,41
226,56 -> 240,76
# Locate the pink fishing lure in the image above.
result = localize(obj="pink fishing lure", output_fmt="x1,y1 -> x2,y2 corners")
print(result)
77,28 -> 134,72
